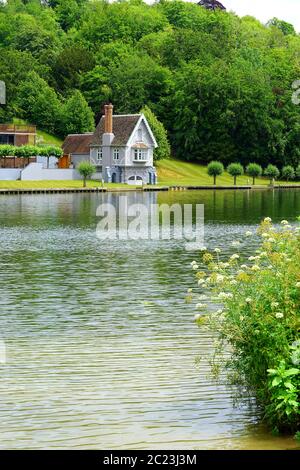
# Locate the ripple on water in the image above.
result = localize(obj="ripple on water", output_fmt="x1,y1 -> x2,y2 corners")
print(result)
0,191 -> 300,449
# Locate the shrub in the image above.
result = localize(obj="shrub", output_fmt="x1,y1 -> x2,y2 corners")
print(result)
77,161 -> 96,187
246,163 -> 262,185
227,163 -> 244,185
296,165 -> 300,180
281,166 -> 295,181
264,164 -> 280,184
207,161 -> 224,185
191,217 -> 300,432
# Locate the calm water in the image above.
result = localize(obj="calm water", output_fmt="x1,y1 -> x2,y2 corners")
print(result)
0,189 -> 299,450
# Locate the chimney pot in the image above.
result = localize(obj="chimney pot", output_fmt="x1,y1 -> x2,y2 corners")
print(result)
104,104 -> 113,134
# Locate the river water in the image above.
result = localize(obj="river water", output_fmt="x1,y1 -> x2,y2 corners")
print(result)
0,189 -> 299,449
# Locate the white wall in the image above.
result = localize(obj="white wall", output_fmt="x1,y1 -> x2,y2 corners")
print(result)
0,169 -> 22,180
21,163 -> 82,181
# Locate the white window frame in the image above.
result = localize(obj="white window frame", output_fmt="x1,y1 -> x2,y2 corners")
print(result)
134,149 -> 148,161
113,148 -> 120,161
96,147 -> 103,162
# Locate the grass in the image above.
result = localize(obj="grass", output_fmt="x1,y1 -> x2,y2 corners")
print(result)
156,159 -> 300,186
0,180 -> 139,190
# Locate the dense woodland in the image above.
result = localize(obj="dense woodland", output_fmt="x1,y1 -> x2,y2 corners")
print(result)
0,0 -> 300,167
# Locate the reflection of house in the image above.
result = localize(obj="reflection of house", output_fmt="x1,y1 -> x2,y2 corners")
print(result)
0,124 -> 36,146
62,104 -> 157,185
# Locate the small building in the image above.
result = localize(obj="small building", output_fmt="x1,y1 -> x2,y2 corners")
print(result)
62,105 -> 158,185
0,124 -> 37,146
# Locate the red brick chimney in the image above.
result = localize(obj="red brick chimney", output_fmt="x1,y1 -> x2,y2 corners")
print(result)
104,104 -> 113,134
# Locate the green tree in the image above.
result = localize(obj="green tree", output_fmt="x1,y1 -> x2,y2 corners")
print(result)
296,165 -> 300,181
16,71 -> 62,135
77,161 -> 95,187
264,164 -> 280,184
246,163 -> 263,185
281,165 -> 295,181
207,161 -> 224,185
227,163 -> 244,185
141,105 -> 170,160
61,90 -> 94,136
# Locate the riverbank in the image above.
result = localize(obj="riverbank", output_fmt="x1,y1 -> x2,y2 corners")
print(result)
194,218 -> 300,434
0,181 -> 300,195
0,182 -> 300,195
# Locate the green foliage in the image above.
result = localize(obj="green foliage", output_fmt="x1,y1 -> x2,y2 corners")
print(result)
192,218 -> 300,432
77,160 -> 96,187
0,0 -> 299,166
141,105 -> 170,160
264,164 -> 280,184
227,163 -> 244,185
282,165 -> 295,181
297,165 -> 300,180
246,163 -> 263,185
61,90 -> 94,135
207,161 -> 224,185
16,71 -> 62,135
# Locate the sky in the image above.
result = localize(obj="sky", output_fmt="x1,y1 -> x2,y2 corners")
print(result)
222,0 -> 300,32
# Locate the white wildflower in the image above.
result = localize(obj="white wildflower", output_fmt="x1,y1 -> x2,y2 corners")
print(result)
218,292 -> 234,300
200,247 -> 207,252
251,265 -> 260,271
248,256 -> 256,261
275,312 -> 284,319
267,238 -> 275,243
194,314 -> 202,321
241,264 -> 248,269
192,264 -> 199,271
230,280 -> 238,285
245,231 -> 253,237
264,217 -> 272,223
271,302 -> 279,309
196,303 -> 207,310
231,241 -> 241,247
296,282 -> 300,288
245,297 -> 253,304
262,233 -> 269,238
198,279 -> 205,286
281,220 -> 288,225
230,254 -> 240,261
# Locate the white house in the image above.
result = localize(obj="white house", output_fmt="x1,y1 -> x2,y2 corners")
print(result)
62,104 -> 158,185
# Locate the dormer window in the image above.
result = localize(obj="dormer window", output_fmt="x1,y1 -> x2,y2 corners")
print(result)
96,147 -> 103,162
113,148 -> 119,161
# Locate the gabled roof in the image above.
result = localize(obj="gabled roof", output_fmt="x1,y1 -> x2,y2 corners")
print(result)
91,114 -> 141,146
62,133 -> 93,155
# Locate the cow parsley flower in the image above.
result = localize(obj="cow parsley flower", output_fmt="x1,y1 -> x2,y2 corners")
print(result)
275,312 -> 284,319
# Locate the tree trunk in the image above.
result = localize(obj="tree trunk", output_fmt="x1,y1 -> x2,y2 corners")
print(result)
214,175 -> 216,185
83,177 -> 86,188
234,176 -> 237,185
47,157 -> 49,169
253,177 -> 255,185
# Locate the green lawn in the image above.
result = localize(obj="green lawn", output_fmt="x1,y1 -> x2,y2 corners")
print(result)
0,180 -> 139,190
156,159 -> 299,186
